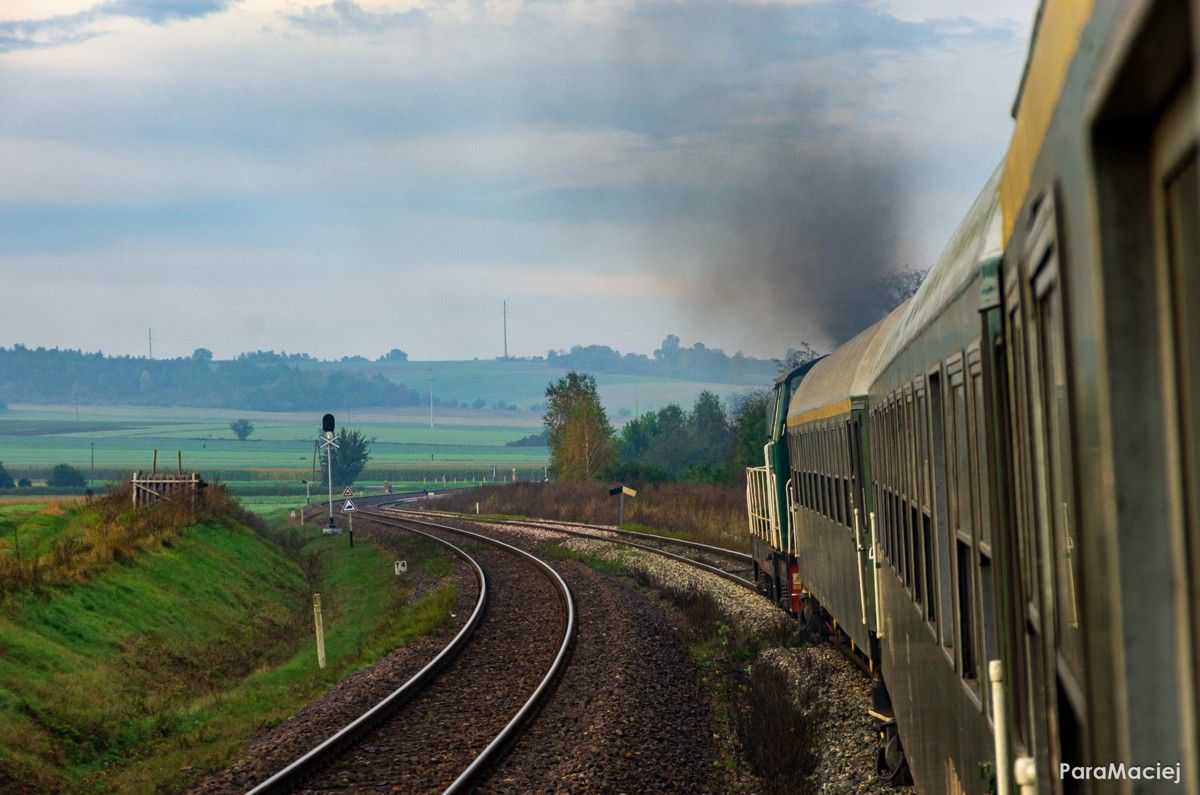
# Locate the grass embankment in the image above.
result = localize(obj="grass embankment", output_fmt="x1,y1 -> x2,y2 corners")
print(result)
433,482 -> 747,548
0,499 -> 457,793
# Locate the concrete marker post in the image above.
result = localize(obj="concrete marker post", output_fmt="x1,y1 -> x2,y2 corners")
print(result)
312,593 -> 326,669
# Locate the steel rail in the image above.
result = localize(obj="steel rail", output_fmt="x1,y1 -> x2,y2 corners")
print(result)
246,524 -> 488,794
386,507 -> 758,593
412,507 -> 752,564
358,510 -> 577,795
514,516 -> 752,564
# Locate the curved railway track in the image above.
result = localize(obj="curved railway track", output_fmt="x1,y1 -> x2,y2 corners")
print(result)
395,508 -> 757,591
389,506 -> 876,678
248,511 -> 576,794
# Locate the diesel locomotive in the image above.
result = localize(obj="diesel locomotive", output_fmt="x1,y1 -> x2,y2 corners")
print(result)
746,1 -> 1200,791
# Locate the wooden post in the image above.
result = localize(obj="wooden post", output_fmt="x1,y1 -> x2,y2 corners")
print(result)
312,593 -> 326,669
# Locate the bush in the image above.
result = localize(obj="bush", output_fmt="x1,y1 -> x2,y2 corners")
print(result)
17,478 -> 31,488
737,662 -> 820,793
0,462 -> 13,489
48,464 -> 87,488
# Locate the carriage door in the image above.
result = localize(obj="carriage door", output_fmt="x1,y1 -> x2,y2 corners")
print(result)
1152,75 -> 1199,783
1024,190 -> 1086,790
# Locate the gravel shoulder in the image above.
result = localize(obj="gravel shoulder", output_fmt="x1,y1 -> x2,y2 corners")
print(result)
447,515 -> 900,794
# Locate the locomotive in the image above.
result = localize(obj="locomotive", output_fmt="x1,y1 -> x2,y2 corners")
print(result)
746,1 -> 1200,791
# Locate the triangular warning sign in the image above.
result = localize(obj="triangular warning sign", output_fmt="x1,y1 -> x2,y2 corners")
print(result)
342,499 -> 356,512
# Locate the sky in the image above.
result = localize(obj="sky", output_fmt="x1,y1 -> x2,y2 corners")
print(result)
0,0 -> 1038,361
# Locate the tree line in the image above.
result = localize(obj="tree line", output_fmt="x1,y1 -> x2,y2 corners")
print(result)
544,371 -> 771,485
546,335 -> 785,385
0,346 -> 425,412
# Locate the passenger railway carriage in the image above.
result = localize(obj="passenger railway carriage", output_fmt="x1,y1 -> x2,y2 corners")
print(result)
746,1 -> 1200,791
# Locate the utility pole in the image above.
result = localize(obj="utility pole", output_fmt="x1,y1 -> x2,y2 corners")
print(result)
428,369 -> 434,428
148,327 -> 153,359
503,300 -> 508,359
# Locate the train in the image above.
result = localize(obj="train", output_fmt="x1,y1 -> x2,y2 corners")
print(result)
745,1 -> 1199,792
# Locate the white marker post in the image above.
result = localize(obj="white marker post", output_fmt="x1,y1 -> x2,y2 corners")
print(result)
312,593 -> 326,669
342,497 -> 357,548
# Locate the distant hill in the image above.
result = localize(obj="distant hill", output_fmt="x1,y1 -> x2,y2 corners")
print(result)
0,339 -> 787,415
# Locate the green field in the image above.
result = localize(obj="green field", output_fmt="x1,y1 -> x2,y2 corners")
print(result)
0,404 -> 548,487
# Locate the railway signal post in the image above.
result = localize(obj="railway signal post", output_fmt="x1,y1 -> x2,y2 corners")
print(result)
319,414 -> 339,532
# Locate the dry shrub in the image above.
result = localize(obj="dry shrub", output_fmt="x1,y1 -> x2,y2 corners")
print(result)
42,500 -> 68,517
738,662 -> 821,794
0,482 -> 246,596
433,481 -> 747,548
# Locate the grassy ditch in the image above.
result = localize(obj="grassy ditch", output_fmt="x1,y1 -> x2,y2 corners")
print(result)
0,504 -> 458,793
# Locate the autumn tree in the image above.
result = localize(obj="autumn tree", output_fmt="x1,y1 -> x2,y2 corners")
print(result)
544,371 -> 615,481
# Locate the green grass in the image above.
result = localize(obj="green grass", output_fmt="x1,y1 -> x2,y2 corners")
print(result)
0,510 -> 459,793
0,502 -> 81,563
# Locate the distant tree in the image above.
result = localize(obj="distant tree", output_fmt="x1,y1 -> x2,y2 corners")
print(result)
778,342 -> 821,374
0,462 -> 13,489
0,396 -> 7,410
472,398 -> 486,409
544,372 -> 615,481
380,348 -> 409,362
230,419 -> 255,441
654,334 -> 682,361
324,428 -> 374,488
48,464 -> 86,488
191,348 -> 213,363
884,265 -> 929,306
688,390 -> 733,465
17,478 -> 31,488
731,389 -> 772,474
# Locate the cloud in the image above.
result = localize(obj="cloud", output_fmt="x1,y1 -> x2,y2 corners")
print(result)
288,1 -> 427,34
0,0 -> 235,52
0,0 -> 1033,359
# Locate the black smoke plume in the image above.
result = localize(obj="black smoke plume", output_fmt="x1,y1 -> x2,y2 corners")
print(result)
691,138 -> 910,348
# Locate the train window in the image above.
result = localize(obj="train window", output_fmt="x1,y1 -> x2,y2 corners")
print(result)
923,514 -> 935,623
957,535 -> 978,681
980,550 -> 998,711
971,365 -> 993,550
929,369 -> 953,654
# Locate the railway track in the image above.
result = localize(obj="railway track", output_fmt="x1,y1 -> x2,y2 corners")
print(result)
389,507 -> 876,678
394,508 -> 756,590
248,511 -> 576,794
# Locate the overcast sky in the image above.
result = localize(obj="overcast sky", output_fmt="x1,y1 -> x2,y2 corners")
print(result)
0,0 -> 1037,361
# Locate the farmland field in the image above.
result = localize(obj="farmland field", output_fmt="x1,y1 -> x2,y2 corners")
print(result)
0,404 -> 549,492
